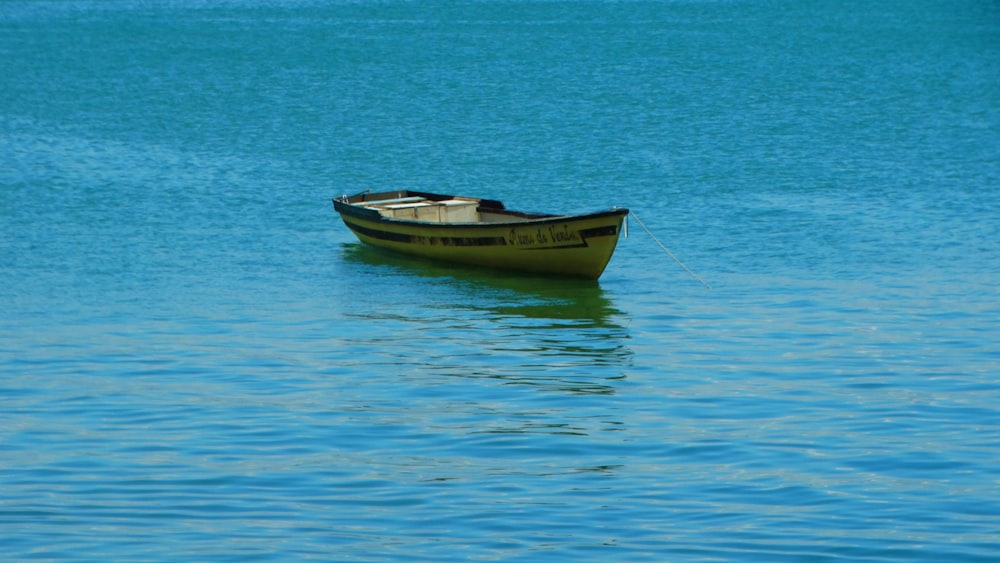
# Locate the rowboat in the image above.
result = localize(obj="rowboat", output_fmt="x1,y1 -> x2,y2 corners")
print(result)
332,190 -> 629,279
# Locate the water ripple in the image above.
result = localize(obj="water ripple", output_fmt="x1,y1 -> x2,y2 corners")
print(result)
3,0 -> 999,560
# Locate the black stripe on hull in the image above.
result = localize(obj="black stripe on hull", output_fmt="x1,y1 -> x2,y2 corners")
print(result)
345,220 -> 620,250
580,225 -> 619,238
346,222 -> 508,247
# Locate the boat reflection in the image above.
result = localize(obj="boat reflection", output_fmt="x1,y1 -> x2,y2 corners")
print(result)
339,243 -> 632,395
341,242 -> 626,325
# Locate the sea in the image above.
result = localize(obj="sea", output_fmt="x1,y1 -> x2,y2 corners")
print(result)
1,1 -> 998,561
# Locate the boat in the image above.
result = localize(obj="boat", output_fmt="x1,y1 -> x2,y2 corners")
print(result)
332,190 -> 629,279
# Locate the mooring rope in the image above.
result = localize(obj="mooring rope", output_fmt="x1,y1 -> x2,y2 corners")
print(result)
628,211 -> 712,289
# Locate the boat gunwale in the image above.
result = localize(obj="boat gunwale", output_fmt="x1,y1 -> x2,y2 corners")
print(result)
332,191 -> 628,230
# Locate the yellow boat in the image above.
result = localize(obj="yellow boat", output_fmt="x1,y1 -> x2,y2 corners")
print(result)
332,190 -> 629,279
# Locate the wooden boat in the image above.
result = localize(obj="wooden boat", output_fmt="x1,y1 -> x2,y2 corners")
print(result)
332,190 -> 629,279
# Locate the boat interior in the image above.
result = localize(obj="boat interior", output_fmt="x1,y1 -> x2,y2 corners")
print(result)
355,194 -> 542,224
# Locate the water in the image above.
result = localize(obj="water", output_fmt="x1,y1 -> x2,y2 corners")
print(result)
2,0 -> 998,560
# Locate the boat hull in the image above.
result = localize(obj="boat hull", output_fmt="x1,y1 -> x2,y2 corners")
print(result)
333,191 -> 628,279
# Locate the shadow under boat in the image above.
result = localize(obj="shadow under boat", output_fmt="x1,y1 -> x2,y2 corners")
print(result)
340,242 -> 634,396
340,241 -> 628,327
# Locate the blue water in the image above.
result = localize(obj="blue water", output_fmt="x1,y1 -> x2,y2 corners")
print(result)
2,1 -> 999,560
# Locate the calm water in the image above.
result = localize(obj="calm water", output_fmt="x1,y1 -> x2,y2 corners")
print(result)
2,0 -> 999,560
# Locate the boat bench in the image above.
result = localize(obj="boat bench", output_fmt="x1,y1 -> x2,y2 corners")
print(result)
360,196 -> 427,206
368,199 -> 479,223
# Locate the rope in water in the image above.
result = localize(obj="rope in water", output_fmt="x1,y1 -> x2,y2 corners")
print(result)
627,211 -> 712,289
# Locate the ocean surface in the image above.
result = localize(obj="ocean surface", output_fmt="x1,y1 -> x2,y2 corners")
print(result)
2,0 -> 998,560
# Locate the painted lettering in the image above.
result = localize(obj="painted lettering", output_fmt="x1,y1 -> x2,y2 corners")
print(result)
508,229 -> 535,246
548,224 -> 580,243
